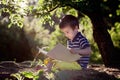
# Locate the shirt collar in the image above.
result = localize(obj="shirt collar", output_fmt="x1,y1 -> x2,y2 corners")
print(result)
68,32 -> 81,42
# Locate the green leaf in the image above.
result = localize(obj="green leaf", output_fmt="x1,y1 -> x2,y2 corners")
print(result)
21,72 -> 34,78
2,8 -> 9,13
17,21 -> 23,28
8,23 -> 12,28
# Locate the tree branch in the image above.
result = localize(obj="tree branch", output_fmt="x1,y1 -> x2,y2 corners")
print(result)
47,4 -> 60,13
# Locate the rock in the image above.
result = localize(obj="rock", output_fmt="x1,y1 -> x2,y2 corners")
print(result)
55,69 -> 117,80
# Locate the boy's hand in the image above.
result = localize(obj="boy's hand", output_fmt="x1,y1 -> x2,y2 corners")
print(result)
69,48 -> 78,54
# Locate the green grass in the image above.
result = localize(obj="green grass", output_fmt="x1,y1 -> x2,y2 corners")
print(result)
53,61 -> 81,70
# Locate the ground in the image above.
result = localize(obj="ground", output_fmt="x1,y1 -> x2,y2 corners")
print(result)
0,61 -> 120,80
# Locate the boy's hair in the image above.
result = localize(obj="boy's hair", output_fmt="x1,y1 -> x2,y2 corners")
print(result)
59,15 -> 79,29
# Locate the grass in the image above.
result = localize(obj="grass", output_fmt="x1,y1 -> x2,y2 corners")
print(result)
53,61 -> 81,70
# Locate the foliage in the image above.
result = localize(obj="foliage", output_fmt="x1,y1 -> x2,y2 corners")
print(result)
108,22 -> 120,48
0,0 -> 120,30
11,69 -> 44,80
10,59 -> 55,80
0,0 -> 120,64
0,0 -> 28,28
11,73 -> 24,80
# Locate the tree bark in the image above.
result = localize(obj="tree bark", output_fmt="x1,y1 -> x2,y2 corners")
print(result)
88,13 -> 120,68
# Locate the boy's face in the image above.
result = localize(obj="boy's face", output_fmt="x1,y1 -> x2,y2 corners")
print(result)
61,26 -> 78,40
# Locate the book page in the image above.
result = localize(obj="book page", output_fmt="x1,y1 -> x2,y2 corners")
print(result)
46,43 -> 81,62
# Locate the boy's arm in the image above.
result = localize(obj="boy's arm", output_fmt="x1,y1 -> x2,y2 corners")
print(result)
70,47 -> 91,56
77,47 -> 91,56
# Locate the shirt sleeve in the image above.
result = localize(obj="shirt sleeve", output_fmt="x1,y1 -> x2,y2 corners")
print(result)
79,36 -> 90,49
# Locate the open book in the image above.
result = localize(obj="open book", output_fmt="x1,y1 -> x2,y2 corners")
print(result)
39,43 -> 81,62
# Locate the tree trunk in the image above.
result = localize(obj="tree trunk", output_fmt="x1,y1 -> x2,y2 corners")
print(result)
88,13 -> 120,68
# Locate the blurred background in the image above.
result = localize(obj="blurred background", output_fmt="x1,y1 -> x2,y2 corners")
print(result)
0,0 -> 120,68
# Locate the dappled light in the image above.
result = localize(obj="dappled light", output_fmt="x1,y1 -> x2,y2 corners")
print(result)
0,0 -> 120,80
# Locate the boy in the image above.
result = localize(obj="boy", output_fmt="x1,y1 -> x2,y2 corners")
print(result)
59,15 -> 91,69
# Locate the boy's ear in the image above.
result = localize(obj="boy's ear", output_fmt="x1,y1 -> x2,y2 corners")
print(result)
75,26 -> 78,29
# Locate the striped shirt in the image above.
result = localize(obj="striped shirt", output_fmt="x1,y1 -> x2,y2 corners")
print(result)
67,32 -> 90,69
